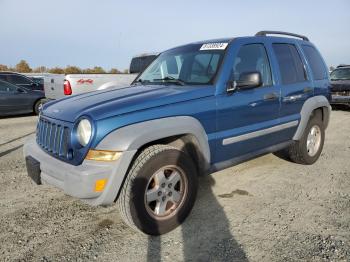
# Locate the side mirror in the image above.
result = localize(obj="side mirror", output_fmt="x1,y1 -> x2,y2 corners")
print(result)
227,71 -> 262,92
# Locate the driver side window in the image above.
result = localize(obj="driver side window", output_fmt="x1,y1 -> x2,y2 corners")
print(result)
232,44 -> 272,87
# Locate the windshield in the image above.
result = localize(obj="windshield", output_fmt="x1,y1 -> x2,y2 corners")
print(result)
134,43 -> 227,86
330,68 -> 350,80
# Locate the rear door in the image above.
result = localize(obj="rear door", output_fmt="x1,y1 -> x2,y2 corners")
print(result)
270,43 -> 313,140
43,75 -> 65,100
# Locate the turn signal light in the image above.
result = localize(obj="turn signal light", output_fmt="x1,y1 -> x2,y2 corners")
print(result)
95,179 -> 107,192
85,149 -> 121,161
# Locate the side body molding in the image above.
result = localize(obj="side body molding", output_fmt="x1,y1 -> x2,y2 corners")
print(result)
293,95 -> 331,140
96,116 -> 211,167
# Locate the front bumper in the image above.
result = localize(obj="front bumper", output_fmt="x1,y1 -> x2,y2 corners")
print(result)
331,94 -> 350,105
23,137 -> 136,206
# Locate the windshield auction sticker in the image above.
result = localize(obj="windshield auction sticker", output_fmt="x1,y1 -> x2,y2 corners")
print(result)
200,43 -> 228,50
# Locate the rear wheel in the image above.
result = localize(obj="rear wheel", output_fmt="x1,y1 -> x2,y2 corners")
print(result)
117,145 -> 198,235
286,110 -> 325,165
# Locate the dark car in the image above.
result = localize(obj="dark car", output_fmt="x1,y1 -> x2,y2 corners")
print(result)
0,79 -> 45,116
0,72 -> 44,91
330,65 -> 350,106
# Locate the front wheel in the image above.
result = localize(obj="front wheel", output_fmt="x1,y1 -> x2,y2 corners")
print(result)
117,145 -> 198,235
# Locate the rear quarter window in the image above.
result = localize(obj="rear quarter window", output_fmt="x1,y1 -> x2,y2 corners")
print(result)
301,45 -> 327,80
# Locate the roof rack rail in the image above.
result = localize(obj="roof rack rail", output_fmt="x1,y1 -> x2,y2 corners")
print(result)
255,31 -> 309,41
337,64 -> 350,68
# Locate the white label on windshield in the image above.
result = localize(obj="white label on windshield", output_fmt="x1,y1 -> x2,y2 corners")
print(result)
200,43 -> 228,50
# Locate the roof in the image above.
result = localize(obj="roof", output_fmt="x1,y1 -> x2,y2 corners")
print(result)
337,64 -> 350,69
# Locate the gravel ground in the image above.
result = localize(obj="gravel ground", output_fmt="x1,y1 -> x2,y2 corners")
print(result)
0,109 -> 349,262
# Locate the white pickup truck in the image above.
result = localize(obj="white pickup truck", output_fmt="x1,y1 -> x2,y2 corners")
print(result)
44,73 -> 137,100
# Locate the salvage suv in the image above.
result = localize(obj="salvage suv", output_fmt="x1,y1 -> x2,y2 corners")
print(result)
24,31 -> 331,235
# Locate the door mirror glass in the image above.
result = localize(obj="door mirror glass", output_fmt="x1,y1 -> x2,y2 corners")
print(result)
227,71 -> 262,92
236,71 -> 262,89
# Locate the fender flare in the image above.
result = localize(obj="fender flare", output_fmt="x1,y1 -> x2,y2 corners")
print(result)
293,95 -> 331,140
96,116 -> 211,167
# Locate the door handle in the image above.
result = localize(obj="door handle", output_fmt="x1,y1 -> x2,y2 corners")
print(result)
283,94 -> 303,102
303,87 -> 312,93
263,92 -> 278,101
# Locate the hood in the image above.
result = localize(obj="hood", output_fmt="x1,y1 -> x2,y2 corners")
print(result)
43,84 -> 214,122
330,80 -> 350,92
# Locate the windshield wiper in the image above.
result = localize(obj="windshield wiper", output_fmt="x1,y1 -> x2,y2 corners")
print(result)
153,76 -> 186,86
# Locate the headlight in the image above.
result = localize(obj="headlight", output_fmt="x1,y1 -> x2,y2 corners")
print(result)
77,119 -> 92,146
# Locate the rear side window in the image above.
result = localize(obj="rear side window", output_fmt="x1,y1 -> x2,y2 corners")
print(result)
301,45 -> 327,80
0,81 -> 17,92
7,74 -> 32,85
273,44 -> 306,85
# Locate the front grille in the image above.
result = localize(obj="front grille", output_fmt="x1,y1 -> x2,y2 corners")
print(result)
36,117 -> 70,159
332,91 -> 350,96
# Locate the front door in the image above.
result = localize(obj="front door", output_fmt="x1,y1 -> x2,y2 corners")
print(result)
215,43 -> 281,164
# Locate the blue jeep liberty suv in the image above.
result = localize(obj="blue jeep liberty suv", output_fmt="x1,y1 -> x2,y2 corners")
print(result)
24,31 -> 331,235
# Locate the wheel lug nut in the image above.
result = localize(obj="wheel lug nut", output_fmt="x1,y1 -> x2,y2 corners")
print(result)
168,192 -> 172,197
162,196 -> 166,201
168,183 -> 172,188
158,191 -> 162,196
161,183 -> 166,188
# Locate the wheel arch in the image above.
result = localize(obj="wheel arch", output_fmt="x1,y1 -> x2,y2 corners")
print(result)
96,116 -> 211,173
293,95 -> 331,140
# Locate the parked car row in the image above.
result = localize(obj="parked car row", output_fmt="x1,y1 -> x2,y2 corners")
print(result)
0,54 -> 158,116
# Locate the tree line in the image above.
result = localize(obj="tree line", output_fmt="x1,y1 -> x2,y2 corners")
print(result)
0,60 -> 128,74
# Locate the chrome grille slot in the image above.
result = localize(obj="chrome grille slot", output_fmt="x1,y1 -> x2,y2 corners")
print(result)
36,117 -> 70,159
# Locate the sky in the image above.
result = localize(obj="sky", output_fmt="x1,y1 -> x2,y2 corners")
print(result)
0,0 -> 349,71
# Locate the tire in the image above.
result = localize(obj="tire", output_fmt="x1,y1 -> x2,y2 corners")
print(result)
117,144 -> 198,235
286,110 -> 325,165
34,99 -> 44,115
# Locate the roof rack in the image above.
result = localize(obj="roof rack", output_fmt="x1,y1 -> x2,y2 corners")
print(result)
337,64 -> 350,68
255,31 -> 309,41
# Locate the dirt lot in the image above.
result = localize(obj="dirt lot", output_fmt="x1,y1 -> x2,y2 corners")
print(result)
0,109 -> 349,262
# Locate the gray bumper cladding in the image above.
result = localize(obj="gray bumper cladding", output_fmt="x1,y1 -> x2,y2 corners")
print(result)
23,137 -> 136,206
